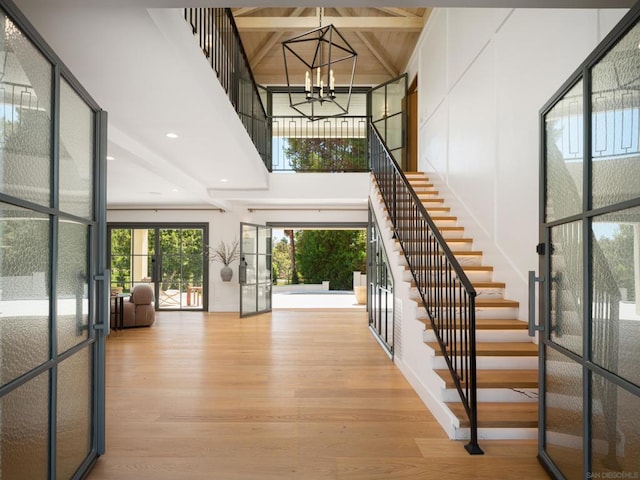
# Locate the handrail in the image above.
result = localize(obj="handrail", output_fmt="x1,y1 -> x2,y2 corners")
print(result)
369,122 -> 483,455
184,8 -> 271,170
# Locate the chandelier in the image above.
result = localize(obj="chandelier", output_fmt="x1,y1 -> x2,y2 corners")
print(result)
282,8 -> 357,121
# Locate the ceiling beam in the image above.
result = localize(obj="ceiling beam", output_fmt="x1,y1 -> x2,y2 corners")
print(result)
232,7 -> 262,17
251,7 -> 306,67
335,8 -> 398,78
374,7 -> 418,17
235,16 -> 424,33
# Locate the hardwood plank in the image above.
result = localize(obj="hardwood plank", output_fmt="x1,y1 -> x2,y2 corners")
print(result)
87,311 -> 547,480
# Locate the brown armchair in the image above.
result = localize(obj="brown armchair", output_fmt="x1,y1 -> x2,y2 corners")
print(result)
116,284 -> 155,328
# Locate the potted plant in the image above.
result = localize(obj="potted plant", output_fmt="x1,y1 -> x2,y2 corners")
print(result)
208,238 -> 239,281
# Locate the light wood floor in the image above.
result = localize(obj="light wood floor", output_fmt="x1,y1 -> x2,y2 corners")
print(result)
88,310 -> 549,480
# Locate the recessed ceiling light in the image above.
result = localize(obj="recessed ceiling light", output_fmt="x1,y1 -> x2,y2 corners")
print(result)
166,132 -> 179,139
171,188 -> 179,192
106,156 -> 114,160
220,178 -> 229,183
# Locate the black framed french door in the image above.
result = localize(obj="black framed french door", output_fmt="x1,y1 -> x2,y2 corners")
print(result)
239,223 -> 272,317
369,74 -> 407,170
0,1 -> 108,478
537,6 -> 640,479
107,224 -> 208,311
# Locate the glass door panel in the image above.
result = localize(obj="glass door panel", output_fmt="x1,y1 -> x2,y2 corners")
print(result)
240,223 -> 272,317
539,11 -> 640,479
109,226 -> 206,311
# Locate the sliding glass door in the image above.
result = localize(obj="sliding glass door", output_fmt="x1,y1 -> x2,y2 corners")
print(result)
108,224 -> 207,311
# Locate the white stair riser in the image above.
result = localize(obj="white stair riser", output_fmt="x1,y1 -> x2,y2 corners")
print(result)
405,270 -> 493,282
423,329 -> 532,344
410,287 -> 505,301
417,306 -> 518,320
431,356 -> 538,370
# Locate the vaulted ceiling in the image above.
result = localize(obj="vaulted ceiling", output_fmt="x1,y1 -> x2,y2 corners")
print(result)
233,7 -> 430,86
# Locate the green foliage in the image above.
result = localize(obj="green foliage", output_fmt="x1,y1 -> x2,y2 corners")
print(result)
109,228 -> 204,292
597,224 -> 635,300
295,230 -> 366,290
272,237 -> 292,283
284,137 -> 367,172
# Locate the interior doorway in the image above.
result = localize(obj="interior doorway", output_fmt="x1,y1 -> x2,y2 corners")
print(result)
107,223 -> 208,311
269,223 -> 367,310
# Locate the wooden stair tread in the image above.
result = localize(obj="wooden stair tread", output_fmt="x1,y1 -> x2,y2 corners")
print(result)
435,369 -> 538,389
447,402 -> 538,429
426,341 -> 538,356
403,249 -> 483,256
476,298 -> 518,307
419,318 -> 528,330
409,265 -> 494,272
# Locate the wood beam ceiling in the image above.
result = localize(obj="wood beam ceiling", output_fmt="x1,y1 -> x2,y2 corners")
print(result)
374,7 -> 418,17
235,16 -> 424,33
334,7 -> 398,78
250,7 -> 306,67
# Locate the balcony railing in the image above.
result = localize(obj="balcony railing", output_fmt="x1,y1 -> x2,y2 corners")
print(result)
369,123 -> 483,455
271,116 -> 368,172
184,8 -> 271,170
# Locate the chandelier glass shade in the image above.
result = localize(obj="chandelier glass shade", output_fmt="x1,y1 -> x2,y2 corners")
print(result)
282,23 -> 357,121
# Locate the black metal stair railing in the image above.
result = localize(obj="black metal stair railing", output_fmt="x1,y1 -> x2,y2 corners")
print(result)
184,8 -> 271,170
369,123 -> 483,455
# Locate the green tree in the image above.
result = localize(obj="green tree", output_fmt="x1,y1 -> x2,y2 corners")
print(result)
284,137 -> 367,172
272,237 -> 292,284
295,230 -> 366,290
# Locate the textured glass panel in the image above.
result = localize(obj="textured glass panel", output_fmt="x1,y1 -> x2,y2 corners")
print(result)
592,207 -> 640,386
371,87 -> 385,123
545,80 -> 583,223
258,226 -> 270,254
59,78 -> 94,218
545,347 -> 583,480
0,202 -> 50,386
386,113 -> 403,151
257,255 -> 269,283
0,14 -> 52,206
592,21 -> 640,209
257,284 -> 270,311
242,284 -> 256,315
57,347 -> 92,479
57,220 -> 89,354
591,375 -> 640,477
550,221 -> 584,355
386,78 -> 404,116
244,254 -> 257,284
0,372 -> 48,479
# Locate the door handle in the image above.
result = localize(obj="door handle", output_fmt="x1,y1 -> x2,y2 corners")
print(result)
528,270 -> 544,337
94,269 -> 111,335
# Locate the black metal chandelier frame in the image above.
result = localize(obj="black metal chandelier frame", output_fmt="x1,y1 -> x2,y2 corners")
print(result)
282,20 -> 357,121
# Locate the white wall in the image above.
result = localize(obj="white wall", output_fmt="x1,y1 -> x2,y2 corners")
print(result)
107,199 -> 368,312
409,7 -> 627,306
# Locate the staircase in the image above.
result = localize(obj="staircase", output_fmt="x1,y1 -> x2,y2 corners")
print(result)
375,171 -> 539,440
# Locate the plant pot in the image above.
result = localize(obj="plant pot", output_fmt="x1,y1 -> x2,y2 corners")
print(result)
354,285 -> 366,304
220,265 -> 233,282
